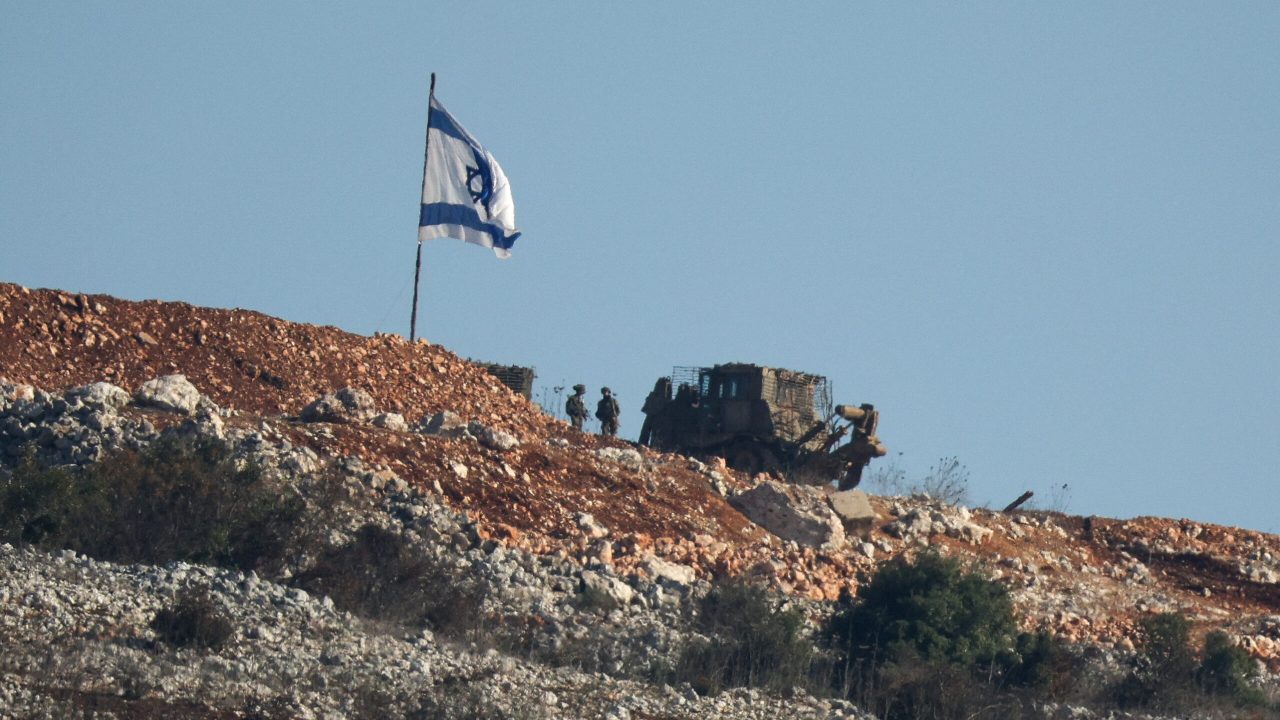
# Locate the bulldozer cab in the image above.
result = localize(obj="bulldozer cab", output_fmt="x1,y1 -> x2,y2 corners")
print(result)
642,362 -> 884,485
652,364 -> 833,453
471,360 -> 536,399
699,367 -> 755,435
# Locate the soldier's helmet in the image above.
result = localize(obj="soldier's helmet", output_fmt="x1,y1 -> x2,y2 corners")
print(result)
601,387 -> 612,394
573,384 -> 586,393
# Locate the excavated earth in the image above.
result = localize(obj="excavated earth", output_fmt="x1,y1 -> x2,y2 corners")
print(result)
2,281 -> 1280,712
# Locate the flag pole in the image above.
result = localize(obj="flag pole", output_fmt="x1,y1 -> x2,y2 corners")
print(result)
410,72 -> 436,343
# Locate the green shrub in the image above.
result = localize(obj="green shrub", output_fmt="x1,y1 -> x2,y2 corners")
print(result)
1198,627 -> 1269,707
1109,612 -> 1196,709
1197,631 -> 1264,706
868,656 -> 1033,720
822,552 -> 1075,718
1004,630 -> 1076,695
150,587 -> 234,651
293,523 -> 486,634
93,437 -> 302,569
1108,613 -> 1279,714
1,437 -> 305,571
844,634 -> 1077,720
827,552 -> 1017,671
1141,612 -> 1196,680
0,454 -> 81,546
673,578 -> 814,695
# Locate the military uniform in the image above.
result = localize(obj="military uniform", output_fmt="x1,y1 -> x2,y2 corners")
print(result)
596,387 -> 620,437
638,377 -> 672,446
565,384 -> 588,430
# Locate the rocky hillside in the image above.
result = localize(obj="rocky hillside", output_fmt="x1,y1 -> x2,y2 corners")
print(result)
2,281 -> 1279,718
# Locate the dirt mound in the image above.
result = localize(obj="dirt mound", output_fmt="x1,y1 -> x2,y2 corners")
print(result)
0,281 -> 769,567
4,281 -> 1280,666
0,282 -> 546,436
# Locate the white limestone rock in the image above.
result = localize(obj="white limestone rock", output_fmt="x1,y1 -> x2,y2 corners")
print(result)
474,423 -> 520,451
300,387 -> 377,424
729,480 -> 846,550
640,557 -> 697,588
371,413 -> 408,432
68,382 -> 131,410
581,570 -> 634,606
420,410 -> 469,438
828,489 -> 877,539
576,512 -> 609,540
594,447 -> 644,471
134,375 -> 201,415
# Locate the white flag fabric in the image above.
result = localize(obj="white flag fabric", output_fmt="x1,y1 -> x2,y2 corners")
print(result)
418,96 -> 521,258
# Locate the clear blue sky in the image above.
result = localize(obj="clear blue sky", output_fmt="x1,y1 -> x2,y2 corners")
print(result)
3,2 -> 1277,532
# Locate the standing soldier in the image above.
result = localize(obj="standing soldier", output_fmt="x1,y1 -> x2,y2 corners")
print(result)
638,377 -> 672,446
596,387 -> 620,437
565,384 -> 589,431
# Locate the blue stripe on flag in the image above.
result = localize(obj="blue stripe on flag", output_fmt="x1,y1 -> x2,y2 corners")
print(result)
428,107 -> 469,144
419,203 -> 522,250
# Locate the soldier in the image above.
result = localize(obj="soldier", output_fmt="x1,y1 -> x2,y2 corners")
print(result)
638,377 -> 672,446
595,387 -> 620,437
565,384 -> 588,431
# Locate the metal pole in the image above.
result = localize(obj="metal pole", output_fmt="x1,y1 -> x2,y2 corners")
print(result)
409,241 -> 424,342
410,72 -> 436,343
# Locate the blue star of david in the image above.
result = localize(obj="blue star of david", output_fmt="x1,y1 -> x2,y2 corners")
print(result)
465,148 -> 494,212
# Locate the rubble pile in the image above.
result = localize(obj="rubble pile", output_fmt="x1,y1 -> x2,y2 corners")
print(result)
0,282 -> 550,439
3,281 -> 1280,717
0,370 -> 868,718
0,543 -> 875,720
1,379 -> 162,466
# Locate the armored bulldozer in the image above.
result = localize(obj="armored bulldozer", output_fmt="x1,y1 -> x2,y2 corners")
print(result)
639,363 -> 886,489
472,361 -> 536,399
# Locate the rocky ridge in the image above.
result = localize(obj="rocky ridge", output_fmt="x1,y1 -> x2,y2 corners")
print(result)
0,375 -> 869,718
3,282 -> 1280,717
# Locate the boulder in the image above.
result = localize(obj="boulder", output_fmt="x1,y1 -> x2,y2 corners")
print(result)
828,489 -> 877,539
371,413 -> 408,432
640,556 -> 697,588
953,521 -> 993,545
589,539 -> 614,565
301,387 -> 377,424
176,410 -> 225,440
300,394 -> 340,422
576,512 -> 609,540
333,387 -> 375,415
470,422 -> 520,451
134,375 -> 201,415
730,480 -> 846,550
886,502 -> 994,546
67,382 -> 131,410
580,570 -> 634,606
887,509 -> 938,539
0,383 -> 35,410
420,410 -> 468,437
594,447 -> 644,471
1243,562 -> 1280,585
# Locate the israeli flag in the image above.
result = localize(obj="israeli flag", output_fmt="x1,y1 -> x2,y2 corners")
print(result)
418,96 -> 521,258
